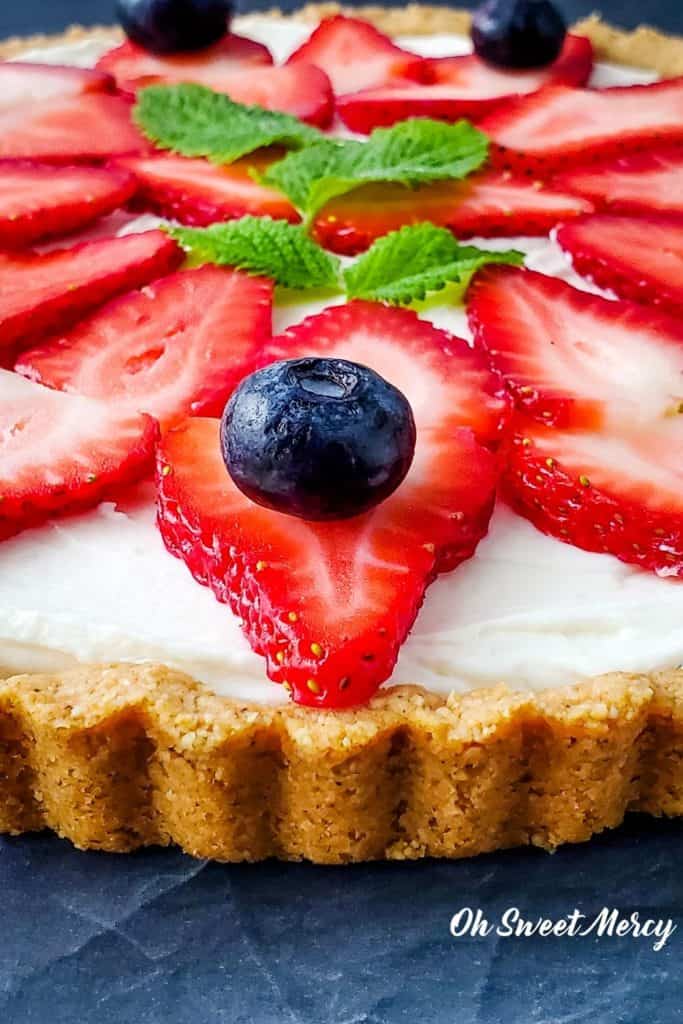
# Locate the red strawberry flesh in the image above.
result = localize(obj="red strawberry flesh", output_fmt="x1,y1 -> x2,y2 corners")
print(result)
16,266 -> 273,429
0,163 -> 138,248
0,93 -> 148,163
0,369 -> 156,540
421,32 -> 592,92
557,213 -> 683,316
97,36 -> 333,126
0,62 -> 113,110
286,14 -> 425,95
313,171 -> 593,255
0,229 -> 182,356
184,62 -> 333,127
337,35 -> 592,132
118,152 -> 299,226
504,420 -> 683,577
468,265 -> 683,429
157,301 -> 508,707
554,149 -> 683,217
468,266 -> 683,575
96,34 -> 273,94
480,78 -> 683,172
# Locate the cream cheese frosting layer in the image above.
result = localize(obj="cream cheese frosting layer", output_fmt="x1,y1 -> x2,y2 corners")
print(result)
1,18 -> 681,704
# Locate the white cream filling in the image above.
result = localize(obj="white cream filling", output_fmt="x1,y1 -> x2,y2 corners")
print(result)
2,18 -> 680,703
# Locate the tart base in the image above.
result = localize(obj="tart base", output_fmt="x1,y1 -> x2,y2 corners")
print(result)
2,665 -> 682,862
1,7 -> 683,862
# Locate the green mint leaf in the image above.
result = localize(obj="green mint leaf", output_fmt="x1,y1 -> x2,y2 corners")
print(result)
263,118 -> 489,221
261,139 -> 354,219
168,216 -> 341,290
134,83 -> 323,165
344,223 -> 524,305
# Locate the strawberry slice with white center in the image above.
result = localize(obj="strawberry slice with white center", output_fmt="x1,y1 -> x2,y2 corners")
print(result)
313,170 -> 592,255
118,152 -> 298,226
157,301 -> 508,707
557,213 -> 683,316
0,62 -> 113,110
337,35 -> 592,132
97,37 -> 333,126
0,369 -> 157,541
554,149 -> 683,217
96,34 -> 272,94
285,14 -> 425,95
200,63 -> 333,126
0,93 -> 148,163
505,420 -> 683,576
16,266 -> 273,429
0,163 -> 138,248
0,229 -> 182,356
479,79 -> 683,173
468,265 -> 683,429
468,265 -> 683,575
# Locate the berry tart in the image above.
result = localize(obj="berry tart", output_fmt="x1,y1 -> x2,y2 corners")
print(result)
1,1 -> 683,863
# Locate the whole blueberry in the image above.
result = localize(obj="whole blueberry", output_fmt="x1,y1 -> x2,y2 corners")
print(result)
472,0 -> 567,69
221,358 -> 416,521
116,0 -> 232,54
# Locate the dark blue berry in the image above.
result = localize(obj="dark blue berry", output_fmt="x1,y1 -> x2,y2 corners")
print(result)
472,0 -> 567,69
117,0 -> 232,55
221,358 -> 416,521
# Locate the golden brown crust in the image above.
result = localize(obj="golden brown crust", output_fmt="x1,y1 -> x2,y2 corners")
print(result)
2,664 -> 682,862
2,7 -> 683,75
2,7 -> 683,862
0,24 -> 122,59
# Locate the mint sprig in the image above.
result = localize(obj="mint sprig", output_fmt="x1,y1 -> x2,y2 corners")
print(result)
135,83 -> 323,165
263,119 -> 489,222
344,224 -> 524,304
168,217 -> 341,290
168,217 -> 524,304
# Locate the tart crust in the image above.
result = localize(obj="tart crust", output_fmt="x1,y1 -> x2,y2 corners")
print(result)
2,8 -> 683,862
2,666 -> 682,861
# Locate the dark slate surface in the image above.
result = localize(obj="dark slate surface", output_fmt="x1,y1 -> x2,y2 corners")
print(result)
2,2 -> 683,1021
2,0 -> 683,34
1,817 -> 683,1022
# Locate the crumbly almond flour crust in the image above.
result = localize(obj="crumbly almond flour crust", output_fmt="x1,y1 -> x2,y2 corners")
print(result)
2,8 -> 683,861
1,666 -> 682,861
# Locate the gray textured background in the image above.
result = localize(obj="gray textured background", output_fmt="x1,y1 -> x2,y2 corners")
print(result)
1,2 -> 683,1022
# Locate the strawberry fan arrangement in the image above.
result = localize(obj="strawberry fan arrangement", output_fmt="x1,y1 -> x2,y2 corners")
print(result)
1,4 -> 682,708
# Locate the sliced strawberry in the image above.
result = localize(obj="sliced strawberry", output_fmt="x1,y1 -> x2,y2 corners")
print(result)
157,301 -> 507,708
285,14 -> 424,95
97,35 -> 333,126
118,152 -> 298,226
0,230 -> 182,356
0,93 -> 148,164
554,149 -> 683,217
504,420 -> 683,577
97,34 -> 272,90
16,266 -> 273,429
468,265 -> 683,429
468,266 -> 683,575
313,171 -> 592,255
0,61 -> 113,111
557,213 -> 683,316
196,63 -> 333,126
480,79 -> 683,173
0,163 -> 138,248
0,369 -> 156,541
337,34 -> 592,132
